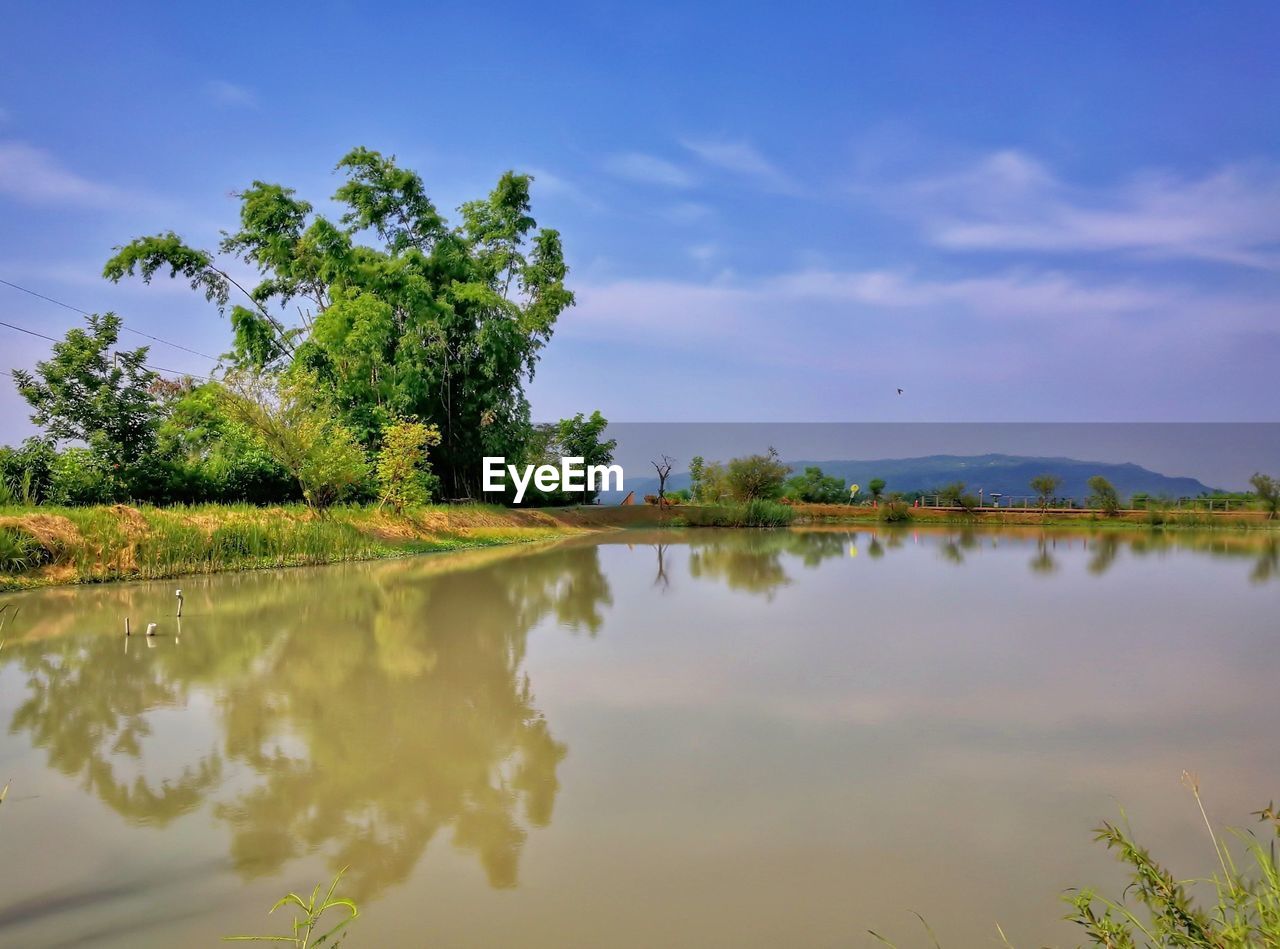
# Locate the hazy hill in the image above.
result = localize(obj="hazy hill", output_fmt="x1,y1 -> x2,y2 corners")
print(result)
609,453 -> 1216,502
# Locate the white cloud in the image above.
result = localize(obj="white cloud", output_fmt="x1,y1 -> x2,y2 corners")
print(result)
682,139 -> 802,194
0,141 -> 129,208
564,265 -> 1273,349
603,152 -> 694,188
885,150 -> 1280,269
204,80 -> 258,109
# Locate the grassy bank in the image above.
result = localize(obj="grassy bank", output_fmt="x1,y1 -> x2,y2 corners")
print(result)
0,502 -> 663,590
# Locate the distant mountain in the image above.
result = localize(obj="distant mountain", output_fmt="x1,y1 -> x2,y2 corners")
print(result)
607,453 -> 1216,502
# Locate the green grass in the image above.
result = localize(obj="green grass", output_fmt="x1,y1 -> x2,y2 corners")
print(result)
0,502 -> 580,589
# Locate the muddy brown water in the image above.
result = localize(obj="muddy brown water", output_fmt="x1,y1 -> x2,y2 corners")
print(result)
0,526 -> 1277,947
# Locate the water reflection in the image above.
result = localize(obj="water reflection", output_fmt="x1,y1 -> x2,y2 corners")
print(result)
2,542 -> 611,900
1,525 -> 1277,947
685,529 -> 847,597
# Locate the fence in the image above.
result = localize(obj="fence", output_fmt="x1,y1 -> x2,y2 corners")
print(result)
913,495 -> 1246,512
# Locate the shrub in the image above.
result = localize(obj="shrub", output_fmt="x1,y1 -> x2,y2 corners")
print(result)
46,448 -> 119,505
1088,475 -> 1122,516
682,500 -> 793,527
376,420 -> 442,512
879,500 -> 913,523
726,447 -> 790,502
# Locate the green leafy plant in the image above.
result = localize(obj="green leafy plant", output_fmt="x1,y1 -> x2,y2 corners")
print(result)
225,868 -> 359,948
1067,774 -> 1280,947
376,419 -> 442,512
871,776 -> 1280,948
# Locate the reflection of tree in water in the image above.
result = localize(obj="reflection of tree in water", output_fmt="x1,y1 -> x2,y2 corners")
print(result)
1088,535 -> 1121,575
939,528 -> 979,565
1,542 -> 612,899
8,638 -> 224,825
685,530 -> 846,597
1250,538 -> 1278,584
1030,535 -> 1059,575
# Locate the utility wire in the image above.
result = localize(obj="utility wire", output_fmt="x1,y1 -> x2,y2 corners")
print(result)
0,317 -> 213,382
0,276 -> 221,361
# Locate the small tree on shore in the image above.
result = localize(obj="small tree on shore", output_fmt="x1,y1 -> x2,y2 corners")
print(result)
12,313 -> 160,469
868,478 -> 886,502
377,420 -> 442,512
1251,473 -> 1279,519
1088,475 -> 1121,516
652,455 -> 674,505
937,481 -> 966,506
1030,474 -> 1062,512
726,447 -> 790,502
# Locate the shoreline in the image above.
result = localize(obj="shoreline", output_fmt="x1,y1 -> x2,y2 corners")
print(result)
1,501 -> 1273,591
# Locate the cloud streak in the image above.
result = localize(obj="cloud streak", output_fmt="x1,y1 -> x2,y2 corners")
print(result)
603,152 -> 695,188
0,141 -> 131,209
682,139 -> 802,194
882,150 -> 1280,269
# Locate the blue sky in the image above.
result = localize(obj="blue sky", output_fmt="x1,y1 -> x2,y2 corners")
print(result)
1,1 -> 1278,443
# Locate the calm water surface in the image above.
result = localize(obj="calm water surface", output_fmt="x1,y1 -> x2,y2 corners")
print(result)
0,527 -> 1277,947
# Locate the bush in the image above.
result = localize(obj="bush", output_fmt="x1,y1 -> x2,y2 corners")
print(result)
879,500 -> 913,523
1088,475 -> 1122,516
46,449 -> 119,506
682,500 -> 793,527
726,448 -> 790,502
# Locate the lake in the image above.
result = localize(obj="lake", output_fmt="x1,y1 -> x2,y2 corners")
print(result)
1,526 -> 1276,947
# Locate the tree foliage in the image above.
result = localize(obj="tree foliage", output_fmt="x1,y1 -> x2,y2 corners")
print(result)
783,466 -> 846,504
104,148 -> 574,496
220,371 -> 370,509
12,313 -> 159,467
726,448 -> 790,502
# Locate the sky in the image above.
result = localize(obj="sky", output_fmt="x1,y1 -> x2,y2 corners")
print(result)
1,1 -> 1278,447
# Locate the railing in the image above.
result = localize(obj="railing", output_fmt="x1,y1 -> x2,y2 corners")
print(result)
912,495 -> 1245,512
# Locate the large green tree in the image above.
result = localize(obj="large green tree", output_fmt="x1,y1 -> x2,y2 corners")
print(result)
104,148 -> 574,496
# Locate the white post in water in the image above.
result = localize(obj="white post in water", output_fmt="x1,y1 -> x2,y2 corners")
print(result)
125,617 -> 131,636
175,589 -> 184,618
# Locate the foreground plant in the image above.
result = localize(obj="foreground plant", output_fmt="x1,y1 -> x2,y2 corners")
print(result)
225,868 -> 359,948
870,774 -> 1280,947
1068,774 -> 1280,948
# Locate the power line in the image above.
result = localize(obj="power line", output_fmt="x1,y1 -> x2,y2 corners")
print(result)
0,276 -> 221,361
0,316 -> 212,382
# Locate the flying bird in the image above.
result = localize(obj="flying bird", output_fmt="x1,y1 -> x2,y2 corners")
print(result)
897,388 -> 904,395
